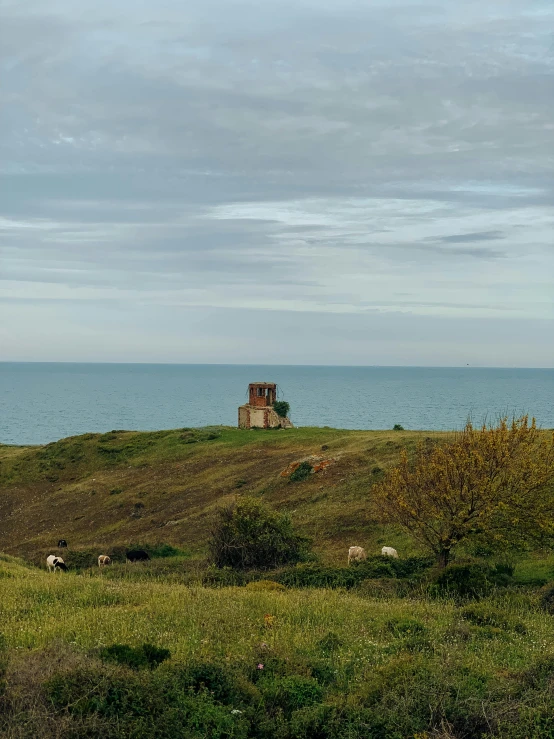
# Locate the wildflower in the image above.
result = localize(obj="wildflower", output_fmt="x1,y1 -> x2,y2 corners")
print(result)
264,614 -> 275,628
257,663 -> 264,670
231,709 -> 243,715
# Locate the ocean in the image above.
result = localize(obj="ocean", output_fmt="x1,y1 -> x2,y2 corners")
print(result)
0,363 -> 552,446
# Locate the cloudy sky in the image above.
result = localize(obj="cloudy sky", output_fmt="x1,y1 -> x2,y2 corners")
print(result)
1,0 -> 553,366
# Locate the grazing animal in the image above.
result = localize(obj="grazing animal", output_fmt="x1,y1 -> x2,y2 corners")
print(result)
47,554 -> 68,572
98,555 -> 112,567
57,539 -> 67,548
126,549 -> 150,563
348,546 -> 367,564
381,546 -> 399,558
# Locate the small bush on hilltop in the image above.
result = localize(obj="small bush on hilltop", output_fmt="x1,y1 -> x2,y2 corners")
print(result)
208,498 -> 310,570
273,401 -> 290,418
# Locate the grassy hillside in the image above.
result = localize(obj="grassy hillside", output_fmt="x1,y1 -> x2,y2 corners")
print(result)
1,557 -> 554,738
2,429 -> 554,737
0,426 -> 443,565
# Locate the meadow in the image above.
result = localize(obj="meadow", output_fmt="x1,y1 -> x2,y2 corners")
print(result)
1,553 -> 554,738
1,426 -> 554,738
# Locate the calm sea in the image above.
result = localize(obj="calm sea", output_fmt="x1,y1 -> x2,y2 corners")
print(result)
0,363 -> 552,446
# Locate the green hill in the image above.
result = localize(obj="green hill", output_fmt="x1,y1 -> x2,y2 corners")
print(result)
0,426 -> 441,564
2,427 -> 554,738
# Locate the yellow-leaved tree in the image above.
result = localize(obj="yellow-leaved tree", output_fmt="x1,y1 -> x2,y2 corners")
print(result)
373,416 -> 554,568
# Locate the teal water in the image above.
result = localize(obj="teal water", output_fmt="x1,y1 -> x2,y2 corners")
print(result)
0,363 -> 552,445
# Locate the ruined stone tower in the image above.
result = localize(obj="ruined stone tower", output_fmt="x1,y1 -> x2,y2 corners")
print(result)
238,382 -> 293,429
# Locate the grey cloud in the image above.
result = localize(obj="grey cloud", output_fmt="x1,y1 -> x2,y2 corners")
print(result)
439,231 -> 505,244
0,0 -> 553,364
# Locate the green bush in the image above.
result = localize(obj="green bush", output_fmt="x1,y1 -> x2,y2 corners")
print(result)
258,675 -> 324,717
289,461 -> 313,482
273,401 -> 290,418
277,563 -> 362,589
45,667 -> 249,738
276,557 -> 433,590
145,543 -> 183,558
460,606 -> 527,634
208,498 -> 310,570
99,643 -> 171,670
392,424 -> 405,431
177,662 -> 239,704
430,562 -> 513,600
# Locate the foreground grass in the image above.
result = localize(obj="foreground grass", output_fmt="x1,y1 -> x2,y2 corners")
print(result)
1,558 -> 554,738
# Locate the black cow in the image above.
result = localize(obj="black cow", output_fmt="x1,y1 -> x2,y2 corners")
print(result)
126,549 -> 150,563
57,539 -> 68,548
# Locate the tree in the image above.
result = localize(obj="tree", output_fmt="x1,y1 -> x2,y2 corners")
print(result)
372,416 -> 554,568
208,497 -> 309,570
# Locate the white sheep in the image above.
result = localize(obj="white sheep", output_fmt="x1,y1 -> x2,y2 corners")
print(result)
348,546 -> 367,564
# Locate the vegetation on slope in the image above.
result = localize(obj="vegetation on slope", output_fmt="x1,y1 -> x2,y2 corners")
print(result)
1,423 -> 554,737
0,426 -> 442,564
1,566 -> 554,738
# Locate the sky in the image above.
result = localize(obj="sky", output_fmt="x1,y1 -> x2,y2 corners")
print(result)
1,0 -> 553,366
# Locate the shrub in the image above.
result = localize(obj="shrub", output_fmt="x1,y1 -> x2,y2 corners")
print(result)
177,662 -> 238,704
429,562 -> 512,600
289,461 -> 313,482
98,643 -> 171,670
273,401 -> 290,418
277,563 -> 361,589
258,675 -> 324,717
146,543 -> 183,558
275,557 -> 434,590
45,667 -> 249,738
208,498 -> 310,570
392,424 -> 405,431
460,605 -> 527,634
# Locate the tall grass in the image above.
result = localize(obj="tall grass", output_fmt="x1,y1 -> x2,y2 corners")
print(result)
2,563 -> 554,737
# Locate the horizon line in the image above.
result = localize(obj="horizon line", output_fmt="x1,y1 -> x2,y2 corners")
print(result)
1,361 -> 553,370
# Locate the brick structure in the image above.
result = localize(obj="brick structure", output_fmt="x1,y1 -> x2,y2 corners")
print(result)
238,382 -> 293,429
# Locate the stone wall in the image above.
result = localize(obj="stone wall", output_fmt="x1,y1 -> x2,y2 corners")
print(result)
238,405 -> 293,429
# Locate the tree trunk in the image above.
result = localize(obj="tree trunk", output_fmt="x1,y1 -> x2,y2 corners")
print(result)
438,548 -> 450,569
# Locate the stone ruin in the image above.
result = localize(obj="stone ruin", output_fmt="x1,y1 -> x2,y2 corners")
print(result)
238,382 -> 293,429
